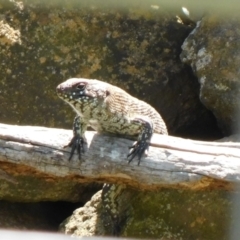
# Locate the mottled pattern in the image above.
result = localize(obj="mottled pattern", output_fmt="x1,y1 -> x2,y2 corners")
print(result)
57,78 -> 168,163
57,78 -> 168,136
101,184 -> 127,236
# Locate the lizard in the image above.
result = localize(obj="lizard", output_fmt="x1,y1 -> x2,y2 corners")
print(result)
56,78 -> 168,165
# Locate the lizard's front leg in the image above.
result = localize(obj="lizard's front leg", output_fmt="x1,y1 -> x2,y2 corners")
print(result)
127,118 -> 153,165
65,116 -> 87,161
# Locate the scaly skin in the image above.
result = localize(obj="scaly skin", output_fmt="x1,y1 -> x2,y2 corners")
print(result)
56,78 -> 168,164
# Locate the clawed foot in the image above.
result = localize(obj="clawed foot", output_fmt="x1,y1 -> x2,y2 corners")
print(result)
64,134 -> 85,161
127,118 -> 153,165
127,139 -> 150,165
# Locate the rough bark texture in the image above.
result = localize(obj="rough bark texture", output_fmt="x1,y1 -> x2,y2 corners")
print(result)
0,123 -> 238,202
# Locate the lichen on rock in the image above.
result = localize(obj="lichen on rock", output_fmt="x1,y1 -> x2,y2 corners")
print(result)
181,15 -> 240,134
0,20 -> 21,45
61,185 -> 233,239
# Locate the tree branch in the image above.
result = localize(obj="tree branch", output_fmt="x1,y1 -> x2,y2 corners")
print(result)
0,123 -> 239,191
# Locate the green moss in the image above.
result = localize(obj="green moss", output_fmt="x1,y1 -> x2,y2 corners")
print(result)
117,188 -> 231,239
0,174 -> 92,202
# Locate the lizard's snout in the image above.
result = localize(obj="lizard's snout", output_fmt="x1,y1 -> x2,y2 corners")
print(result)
56,83 -> 65,94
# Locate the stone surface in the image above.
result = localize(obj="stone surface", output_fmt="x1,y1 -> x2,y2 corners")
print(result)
61,185 -> 235,240
0,0 -> 221,138
181,15 -> 240,134
0,200 -> 80,231
0,161 -> 101,202
217,134 -> 240,142
120,188 -> 233,239
60,190 -> 105,236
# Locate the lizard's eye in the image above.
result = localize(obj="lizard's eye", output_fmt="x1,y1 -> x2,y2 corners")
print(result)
76,83 -> 86,90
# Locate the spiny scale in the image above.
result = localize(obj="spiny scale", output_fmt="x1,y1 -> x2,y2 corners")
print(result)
56,78 -> 168,164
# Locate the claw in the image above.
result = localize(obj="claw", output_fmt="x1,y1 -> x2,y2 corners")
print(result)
64,115 -> 87,161
127,140 -> 149,165
65,135 -> 84,161
127,118 -> 153,165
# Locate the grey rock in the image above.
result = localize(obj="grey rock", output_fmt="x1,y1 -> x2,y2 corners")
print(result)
181,15 -> 240,134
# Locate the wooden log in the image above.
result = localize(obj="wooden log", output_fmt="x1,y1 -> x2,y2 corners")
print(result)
0,123 -> 239,190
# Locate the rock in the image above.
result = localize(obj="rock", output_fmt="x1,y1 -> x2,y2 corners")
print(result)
0,200 -> 74,231
60,190 -> 105,236
0,0 -> 221,139
0,158 -> 101,202
61,184 -> 234,239
216,133 -> 240,142
181,15 -> 240,134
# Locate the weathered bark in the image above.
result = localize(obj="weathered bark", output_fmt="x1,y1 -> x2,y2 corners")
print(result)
0,123 -> 239,191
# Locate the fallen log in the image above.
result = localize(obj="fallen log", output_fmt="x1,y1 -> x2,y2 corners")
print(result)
0,123 -> 239,191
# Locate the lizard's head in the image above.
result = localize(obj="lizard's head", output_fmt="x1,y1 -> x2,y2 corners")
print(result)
56,78 -> 109,104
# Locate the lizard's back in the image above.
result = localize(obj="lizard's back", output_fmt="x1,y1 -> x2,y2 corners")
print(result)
101,83 -> 168,136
